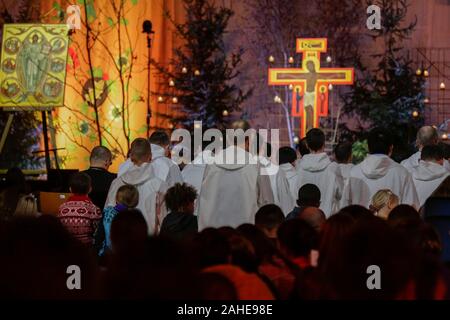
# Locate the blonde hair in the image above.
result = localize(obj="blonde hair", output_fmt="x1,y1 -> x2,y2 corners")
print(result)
15,194 -> 38,217
370,189 -> 399,214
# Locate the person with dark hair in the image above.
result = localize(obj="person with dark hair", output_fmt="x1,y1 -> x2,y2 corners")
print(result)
160,183 -> 198,240
82,146 -> 116,210
278,146 -> 299,202
278,219 -> 319,270
388,204 -> 422,227
324,218 -> 418,299
344,127 -> 419,209
334,142 -> 354,182
255,204 -> 285,240
118,131 -> 183,187
411,145 -> 449,208
401,126 -> 439,172
0,167 -> 29,220
296,128 -> 344,217
298,207 -> 326,232
58,172 -> 101,245
98,184 -> 139,256
337,205 -> 375,221
106,138 -> 168,234
297,137 -> 310,158
286,183 -> 321,220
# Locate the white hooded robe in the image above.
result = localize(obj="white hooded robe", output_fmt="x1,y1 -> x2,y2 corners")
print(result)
106,162 -> 168,234
197,146 -> 274,230
412,160 -> 449,208
296,153 -> 344,217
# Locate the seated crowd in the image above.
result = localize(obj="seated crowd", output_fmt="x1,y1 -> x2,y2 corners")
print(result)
0,123 -> 450,299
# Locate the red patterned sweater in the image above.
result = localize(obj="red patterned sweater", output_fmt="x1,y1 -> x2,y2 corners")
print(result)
58,195 -> 102,245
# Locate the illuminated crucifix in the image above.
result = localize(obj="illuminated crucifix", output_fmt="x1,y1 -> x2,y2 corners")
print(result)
268,38 -> 354,138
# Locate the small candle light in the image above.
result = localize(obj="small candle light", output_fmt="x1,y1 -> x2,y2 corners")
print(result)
157,96 -> 164,102
416,68 -> 422,76
268,55 -> 275,63
288,84 -> 294,90
412,110 -> 419,118
181,67 -> 188,74
326,56 -> 332,63
222,110 -> 229,116
423,70 -> 429,77
288,57 -> 294,64
194,70 -> 200,76
172,97 -> 178,104
169,80 -> 175,87
440,82 -> 446,90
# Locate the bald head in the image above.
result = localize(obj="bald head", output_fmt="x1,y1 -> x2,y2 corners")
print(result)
417,126 -> 438,150
298,207 -> 326,232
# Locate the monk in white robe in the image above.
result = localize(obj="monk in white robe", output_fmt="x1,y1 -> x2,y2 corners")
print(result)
296,129 -> 344,217
106,138 -> 167,234
278,146 -> 300,202
118,131 -> 183,187
334,142 -> 354,183
197,120 -> 273,229
401,126 -> 439,172
411,145 -> 449,208
343,128 -> 419,209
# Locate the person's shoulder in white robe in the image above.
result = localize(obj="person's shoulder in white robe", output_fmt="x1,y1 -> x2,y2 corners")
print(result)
401,151 -> 421,173
296,153 -> 344,217
197,146 -> 273,230
411,160 -> 449,208
279,162 -> 300,205
346,154 -> 419,209
106,162 -> 168,234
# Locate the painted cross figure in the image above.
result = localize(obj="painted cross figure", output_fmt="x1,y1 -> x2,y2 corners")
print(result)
269,38 -> 354,137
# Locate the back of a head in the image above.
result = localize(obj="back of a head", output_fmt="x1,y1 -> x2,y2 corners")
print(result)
368,127 -> 393,155
69,172 -> 91,195
255,204 -> 285,232
298,207 -> 326,232
278,146 -> 297,165
306,128 -> 325,152
421,145 -> 444,162
417,126 -> 438,149
277,219 -> 318,258
297,184 -> 321,207
438,142 -> 450,160
297,137 -> 310,157
333,218 -> 417,299
338,205 -> 375,221
110,209 -> 148,255
190,228 -> 231,269
14,195 -> 38,218
90,146 -> 112,164
388,204 -> 421,226
370,189 -> 399,213
130,138 -> 151,163
164,183 -> 197,213
334,142 -> 353,164
149,130 -> 170,147
219,228 -> 258,273
116,184 -> 139,208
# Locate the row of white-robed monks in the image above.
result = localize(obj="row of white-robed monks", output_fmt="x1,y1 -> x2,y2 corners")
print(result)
105,121 -> 450,235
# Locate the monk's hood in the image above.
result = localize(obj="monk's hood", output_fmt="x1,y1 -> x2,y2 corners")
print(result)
214,146 -> 255,170
360,154 -> 394,179
413,161 -> 448,181
280,163 -> 297,179
192,150 -> 214,165
151,144 -> 166,159
119,162 -> 157,185
299,153 -> 331,172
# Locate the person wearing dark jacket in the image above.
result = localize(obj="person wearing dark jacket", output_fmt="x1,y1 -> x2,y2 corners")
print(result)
82,146 -> 116,210
160,183 -> 198,240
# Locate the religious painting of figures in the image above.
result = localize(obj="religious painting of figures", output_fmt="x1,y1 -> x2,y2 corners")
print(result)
0,24 -> 69,108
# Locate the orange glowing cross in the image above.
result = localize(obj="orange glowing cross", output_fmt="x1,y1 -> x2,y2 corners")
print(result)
268,38 -> 354,138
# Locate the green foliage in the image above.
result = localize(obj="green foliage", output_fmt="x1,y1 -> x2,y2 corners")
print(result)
152,0 -> 252,131
352,139 -> 368,164
343,0 -> 425,153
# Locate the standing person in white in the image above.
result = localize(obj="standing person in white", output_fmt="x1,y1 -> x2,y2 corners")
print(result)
333,142 -> 354,183
411,145 -> 449,208
401,126 -> 439,173
118,131 -> 183,187
278,146 -> 300,202
343,127 -> 419,209
296,128 -> 344,217
106,138 -> 168,234
197,120 -> 274,229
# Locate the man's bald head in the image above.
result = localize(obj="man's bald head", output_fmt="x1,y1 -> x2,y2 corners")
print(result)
417,126 -> 438,150
298,207 -> 326,232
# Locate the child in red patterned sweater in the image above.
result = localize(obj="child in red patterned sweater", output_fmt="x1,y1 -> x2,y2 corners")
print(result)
58,172 -> 102,245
